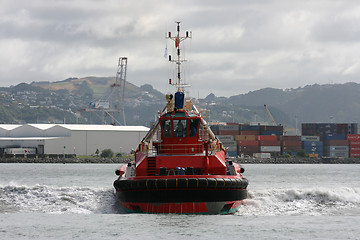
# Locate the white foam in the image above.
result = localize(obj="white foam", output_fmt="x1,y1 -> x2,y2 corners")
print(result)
237,187 -> 360,216
2,184 -> 360,216
0,184 -> 118,214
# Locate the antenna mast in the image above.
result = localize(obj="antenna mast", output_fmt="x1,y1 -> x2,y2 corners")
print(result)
166,22 -> 192,92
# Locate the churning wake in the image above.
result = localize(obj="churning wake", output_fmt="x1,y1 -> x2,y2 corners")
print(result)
1,184 -> 360,216
239,187 -> 360,216
0,184 -> 120,214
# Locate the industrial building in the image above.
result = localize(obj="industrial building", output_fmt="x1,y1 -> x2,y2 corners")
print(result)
0,124 -> 149,156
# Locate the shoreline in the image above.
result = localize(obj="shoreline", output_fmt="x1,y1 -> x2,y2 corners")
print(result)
0,157 -> 359,164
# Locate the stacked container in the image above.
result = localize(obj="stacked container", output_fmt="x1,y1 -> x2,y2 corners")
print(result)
260,125 -> 283,136
281,136 -> 302,155
258,135 -> 280,155
217,135 -> 237,157
323,134 -> 348,157
237,139 -> 260,157
239,125 -> 260,135
218,125 -> 239,136
302,137 -> 323,157
302,123 -> 360,136
347,134 -> 360,157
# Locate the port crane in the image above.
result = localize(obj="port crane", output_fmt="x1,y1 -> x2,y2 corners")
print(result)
264,104 -> 277,126
264,104 -> 298,135
80,57 -> 127,125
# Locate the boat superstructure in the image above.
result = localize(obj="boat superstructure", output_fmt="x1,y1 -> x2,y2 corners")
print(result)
113,22 -> 248,214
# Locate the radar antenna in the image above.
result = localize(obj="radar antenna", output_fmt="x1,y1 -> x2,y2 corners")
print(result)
166,21 -> 192,92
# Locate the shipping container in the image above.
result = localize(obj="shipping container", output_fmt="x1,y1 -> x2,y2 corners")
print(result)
219,125 -> 239,131
240,125 -> 260,131
327,151 -> 349,158
350,141 -> 360,146
239,130 -> 260,135
350,152 -> 360,157
226,151 -> 237,157
238,146 -> 260,153
218,130 -> 238,135
281,136 -> 301,141
260,125 -> 284,131
326,146 -> 349,152
324,140 -> 349,146
260,130 -> 283,136
350,146 -> 360,151
303,141 -> 323,153
235,135 -> 257,141
221,140 -> 237,147
237,140 -> 259,146
281,140 -> 302,147
347,134 -> 360,140
260,140 -> 280,146
323,134 -> 346,141
302,141 -> 323,147
258,135 -> 278,141
301,136 -> 320,141
217,135 -> 234,141
260,146 -> 281,152
336,124 -> 349,135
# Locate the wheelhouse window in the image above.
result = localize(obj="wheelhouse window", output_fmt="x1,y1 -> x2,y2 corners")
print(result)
173,119 -> 187,137
189,118 -> 199,137
161,119 -> 172,137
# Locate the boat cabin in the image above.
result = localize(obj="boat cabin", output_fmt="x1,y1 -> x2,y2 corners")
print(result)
153,110 -> 203,155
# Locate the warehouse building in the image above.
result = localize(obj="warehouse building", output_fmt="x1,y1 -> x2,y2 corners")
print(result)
0,124 -> 149,156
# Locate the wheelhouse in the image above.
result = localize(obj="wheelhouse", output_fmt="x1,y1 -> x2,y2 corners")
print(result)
155,110 -> 202,155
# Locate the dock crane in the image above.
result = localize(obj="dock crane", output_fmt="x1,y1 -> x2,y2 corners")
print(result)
264,104 -> 277,126
80,57 -> 127,125
264,104 -> 299,135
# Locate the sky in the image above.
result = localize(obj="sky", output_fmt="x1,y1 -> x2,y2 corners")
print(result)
1,0 -> 360,98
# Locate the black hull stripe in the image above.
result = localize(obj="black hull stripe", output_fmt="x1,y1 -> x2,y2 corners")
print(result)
116,189 -> 248,203
114,178 -> 248,191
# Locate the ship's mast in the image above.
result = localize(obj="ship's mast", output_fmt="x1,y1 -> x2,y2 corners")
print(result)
166,22 -> 192,92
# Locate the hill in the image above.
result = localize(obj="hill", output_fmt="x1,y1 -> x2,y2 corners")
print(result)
227,82 -> 360,124
1,78 -> 359,127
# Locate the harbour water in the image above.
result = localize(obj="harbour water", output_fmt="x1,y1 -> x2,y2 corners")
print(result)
1,163 -> 360,239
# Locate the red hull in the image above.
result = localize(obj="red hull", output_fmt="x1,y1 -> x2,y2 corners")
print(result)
117,200 -> 244,214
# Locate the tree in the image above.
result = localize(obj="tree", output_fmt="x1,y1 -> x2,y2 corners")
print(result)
95,149 -> 99,156
100,149 -> 114,158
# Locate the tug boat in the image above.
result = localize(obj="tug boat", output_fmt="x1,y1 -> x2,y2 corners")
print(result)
113,22 -> 248,214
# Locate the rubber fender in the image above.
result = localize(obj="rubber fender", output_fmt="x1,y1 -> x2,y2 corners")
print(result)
187,178 -> 198,188
157,179 -> 167,189
167,178 -> 177,188
115,180 -> 128,190
207,178 -> 217,188
242,178 -> 249,189
223,178 -> 232,188
177,178 -> 188,188
216,178 -> 226,188
138,180 -> 147,189
230,179 -> 238,189
234,179 -> 243,189
129,180 -> 138,189
113,180 -> 119,190
147,179 -> 157,189
197,178 -> 208,188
